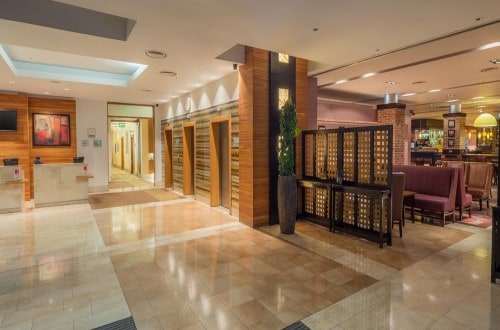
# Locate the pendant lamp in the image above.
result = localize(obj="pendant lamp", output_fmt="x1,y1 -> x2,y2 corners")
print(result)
473,113 -> 497,127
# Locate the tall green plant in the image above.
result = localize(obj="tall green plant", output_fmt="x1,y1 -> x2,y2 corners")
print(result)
278,99 -> 299,176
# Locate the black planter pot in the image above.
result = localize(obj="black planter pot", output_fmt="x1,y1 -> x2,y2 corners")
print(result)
278,175 -> 297,234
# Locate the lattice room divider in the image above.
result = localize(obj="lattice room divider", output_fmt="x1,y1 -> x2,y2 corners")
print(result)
299,125 -> 393,248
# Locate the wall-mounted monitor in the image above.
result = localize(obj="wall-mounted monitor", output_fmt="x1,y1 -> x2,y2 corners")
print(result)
0,109 -> 17,132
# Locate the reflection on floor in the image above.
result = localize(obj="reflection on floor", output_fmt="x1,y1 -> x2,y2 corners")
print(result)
109,167 -> 153,191
0,191 -> 499,329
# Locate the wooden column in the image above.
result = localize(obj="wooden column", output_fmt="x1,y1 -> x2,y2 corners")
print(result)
377,103 -> 406,165
238,47 -> 270,228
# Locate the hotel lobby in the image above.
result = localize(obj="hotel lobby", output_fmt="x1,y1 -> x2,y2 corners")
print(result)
1,1 -> 500,330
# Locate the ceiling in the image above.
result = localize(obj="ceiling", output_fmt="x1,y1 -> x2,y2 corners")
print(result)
0,0 -> 499,120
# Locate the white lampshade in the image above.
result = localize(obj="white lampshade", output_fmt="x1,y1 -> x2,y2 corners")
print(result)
473,113 -> 497,127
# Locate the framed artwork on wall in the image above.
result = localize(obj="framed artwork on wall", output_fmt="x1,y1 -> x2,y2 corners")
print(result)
448,120 -> 455,128
32,113 -> 70,146
448,138 -> 455,147
448,130 -> 455,137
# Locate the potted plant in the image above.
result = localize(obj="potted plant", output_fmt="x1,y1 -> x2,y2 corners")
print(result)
278,99 -> 299,234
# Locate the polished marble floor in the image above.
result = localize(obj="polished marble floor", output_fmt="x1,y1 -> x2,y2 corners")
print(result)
0,190 -> 498,329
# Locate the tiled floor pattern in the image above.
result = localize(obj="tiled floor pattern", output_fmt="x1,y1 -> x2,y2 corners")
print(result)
264,222 -> 500,329
0,191 -> 499,329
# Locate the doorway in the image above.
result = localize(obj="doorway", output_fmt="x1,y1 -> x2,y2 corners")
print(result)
183,123 -> 195,195
164,128 -> 173,188
210,115 -> 231,210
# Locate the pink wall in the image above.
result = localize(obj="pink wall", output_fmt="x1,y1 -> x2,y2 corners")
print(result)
317,100 -> 377,128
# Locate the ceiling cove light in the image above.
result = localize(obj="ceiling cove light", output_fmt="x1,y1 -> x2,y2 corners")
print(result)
334,79 -> 347,85
0,44 -> 147,87
362,72 -> 376,78
429,89 -> 441,93
478,42 -> 500,51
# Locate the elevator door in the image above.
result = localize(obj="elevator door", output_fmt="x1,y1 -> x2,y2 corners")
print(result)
164,129 -> 173,188
219,122 -> 230,208
183,125 -> 195,195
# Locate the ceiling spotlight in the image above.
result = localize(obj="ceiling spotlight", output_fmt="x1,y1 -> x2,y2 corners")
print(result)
159,71 -> 178,77
233,63 -> 238,70
490,59 -> 500,65
139,89 -> 152,92
476,17 -> 484,21
412,80 -> 427,85
43,92 -> 50,95
385,81 -> 397,85
145,50 -> 167,59
50,80 -> 61,84
313,27 -> 319,32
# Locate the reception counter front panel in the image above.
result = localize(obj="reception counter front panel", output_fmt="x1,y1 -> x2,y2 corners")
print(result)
34,163 -> 92,207
0,166 -> 25,213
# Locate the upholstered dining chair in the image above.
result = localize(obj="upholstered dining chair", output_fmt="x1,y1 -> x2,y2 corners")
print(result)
391,172 -> 405,237
466,162 -> 493,210
455,167 -> 472,220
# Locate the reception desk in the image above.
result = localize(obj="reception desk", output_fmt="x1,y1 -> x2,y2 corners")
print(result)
34,163 -> 93,207
0,166 -> 25,213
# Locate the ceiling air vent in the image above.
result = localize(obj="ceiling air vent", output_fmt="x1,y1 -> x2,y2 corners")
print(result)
145,50 -> 167,59
159,71 -> 178,77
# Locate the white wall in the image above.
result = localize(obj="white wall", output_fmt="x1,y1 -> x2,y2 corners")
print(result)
76,99 -> 108,190
160,72 -> 239,120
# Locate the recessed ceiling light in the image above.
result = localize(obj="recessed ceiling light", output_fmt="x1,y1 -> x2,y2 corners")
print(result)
362,72 -> 376,78
385,81 -> 397,85
412,80 -> 427,85
139,88 -> 152,92
446,99 -> 459,103
159,71 -> 178,77
429,89 -> 441,93
401,93 -> 416,97
145,50 -> 167,59
472,96 -> 484,99
8,80 -> 15,84
313,27 -> 319,32
334,79 -> 347,85
490,59 -> 500,65
478,105 -> 486,108
43,92 -> 50,95
480,67 -> 498,72
64,88 -> 70,91
50,80 -> 61,84
476,17 -> 484,21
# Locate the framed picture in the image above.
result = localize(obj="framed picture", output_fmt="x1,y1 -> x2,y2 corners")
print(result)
448,138 -> 455,147
448,120 -> 455,128
448,130 -> 455,137
32,113 -> 70,146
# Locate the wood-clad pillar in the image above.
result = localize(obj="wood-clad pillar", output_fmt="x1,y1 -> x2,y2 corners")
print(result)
238,47 -> 270,228
377,103 -> 406,165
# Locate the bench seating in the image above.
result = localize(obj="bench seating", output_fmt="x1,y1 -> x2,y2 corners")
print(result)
393,165 -> 458,226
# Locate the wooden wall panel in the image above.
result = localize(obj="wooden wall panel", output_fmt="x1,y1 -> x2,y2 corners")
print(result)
238,47 -> 269,228
0,94 -> 30,200
162,101 -> 239,214
28,97 -> 77,198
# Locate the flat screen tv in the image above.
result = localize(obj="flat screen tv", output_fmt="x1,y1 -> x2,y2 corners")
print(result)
0,110 -> 17,132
